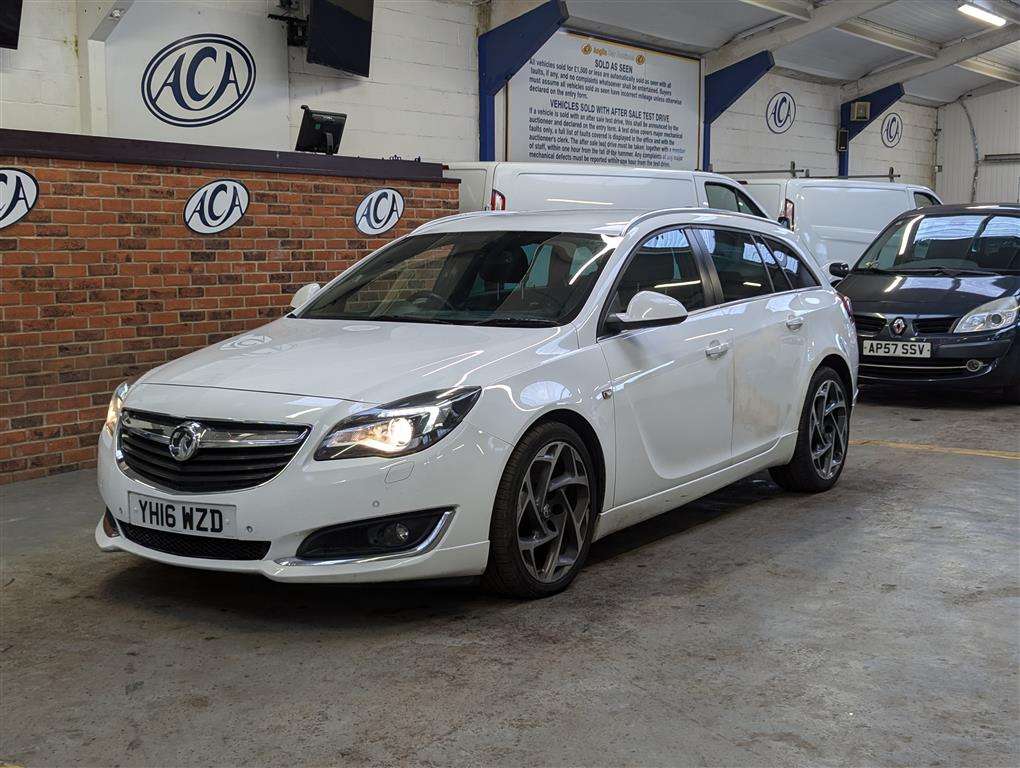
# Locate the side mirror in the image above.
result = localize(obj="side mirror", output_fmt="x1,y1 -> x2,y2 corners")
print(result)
828,262 -> 850,279
606,290 -> 688,332
290,282 -> 321,309
777,216 -> 792,230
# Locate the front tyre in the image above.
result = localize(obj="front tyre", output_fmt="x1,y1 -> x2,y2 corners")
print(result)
770,366 -> 850,493
483,422 -> 595,599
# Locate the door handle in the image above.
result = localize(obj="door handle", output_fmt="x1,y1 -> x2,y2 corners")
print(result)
705,340 -> 730,359
785,315 -> 804,331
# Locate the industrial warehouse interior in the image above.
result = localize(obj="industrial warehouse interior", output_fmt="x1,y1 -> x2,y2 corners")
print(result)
1,0 -> 1019,766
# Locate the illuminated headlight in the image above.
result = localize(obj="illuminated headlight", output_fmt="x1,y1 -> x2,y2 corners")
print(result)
104,380 -> 131,436
315,387 -> 481,460
953,296 -> 1019,334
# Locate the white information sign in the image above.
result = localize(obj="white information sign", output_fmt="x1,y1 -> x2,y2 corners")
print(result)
507,31 -> 701,169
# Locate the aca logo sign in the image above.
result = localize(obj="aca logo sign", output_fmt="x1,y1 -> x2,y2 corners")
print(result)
183,179 -> 249,234
355,189 -> 404,235
0,169 -> 38,230
766,92 -> 796,134
881,112 -> 903,148
142,34 -> 256,127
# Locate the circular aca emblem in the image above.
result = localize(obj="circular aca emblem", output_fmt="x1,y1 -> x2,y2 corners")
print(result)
141,33 -> 256,127
355,188 -> 404,235
183,179 -> 249,234
0,168 -> 38,230
766,92 -> 796,134
881,112 -> 903,148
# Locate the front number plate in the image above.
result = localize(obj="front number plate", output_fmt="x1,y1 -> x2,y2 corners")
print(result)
863,340 -> 931,358
128,492 -> 237,538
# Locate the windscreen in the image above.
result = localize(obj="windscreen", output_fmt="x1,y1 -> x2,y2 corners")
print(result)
855,213 -> 1020,274
299,231 -> 617,327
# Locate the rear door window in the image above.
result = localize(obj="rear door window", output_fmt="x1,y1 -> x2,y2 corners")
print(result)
693,228 -> 772,302
755,237 -> 793,291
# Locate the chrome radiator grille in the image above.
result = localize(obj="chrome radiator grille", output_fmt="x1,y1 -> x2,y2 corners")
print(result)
118,410 -> 308,493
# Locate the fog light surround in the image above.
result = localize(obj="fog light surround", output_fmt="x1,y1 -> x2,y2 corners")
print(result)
965,359 -> 984,372
102,508 -> 121,537
289,508 -> 454,564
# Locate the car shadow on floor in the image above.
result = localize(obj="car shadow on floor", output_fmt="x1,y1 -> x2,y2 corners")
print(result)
95,473 -> 802,628
857,388 -> 1010,411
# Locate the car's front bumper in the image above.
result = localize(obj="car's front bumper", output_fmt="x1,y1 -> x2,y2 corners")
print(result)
858,327 -> 1019,391
95,384 -> 511,582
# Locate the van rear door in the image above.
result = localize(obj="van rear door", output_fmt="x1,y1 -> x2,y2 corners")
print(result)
795,184 -> 912,268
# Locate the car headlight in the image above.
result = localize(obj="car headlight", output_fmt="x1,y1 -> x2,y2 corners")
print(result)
104,380 -> 131,435
314,387 -> 481,460
953,296 -> 1019,334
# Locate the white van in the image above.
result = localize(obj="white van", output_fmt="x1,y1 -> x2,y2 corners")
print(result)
739,178 -> 941,269
444,162 -> 769,219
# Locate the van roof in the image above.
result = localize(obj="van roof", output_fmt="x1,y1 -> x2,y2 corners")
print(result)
444,161 -> 739,183
741,177 -> 933,192
411,207 -> 794,238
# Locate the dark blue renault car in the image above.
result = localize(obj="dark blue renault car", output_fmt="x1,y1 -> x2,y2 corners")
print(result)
831,204 -> 1019,402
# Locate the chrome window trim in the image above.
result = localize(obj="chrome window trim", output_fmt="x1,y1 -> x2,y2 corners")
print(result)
273,509 -> 456,567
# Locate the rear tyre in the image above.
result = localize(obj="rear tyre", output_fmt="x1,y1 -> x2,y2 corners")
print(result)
483,422 -> 596,599
769,366 -> 850,493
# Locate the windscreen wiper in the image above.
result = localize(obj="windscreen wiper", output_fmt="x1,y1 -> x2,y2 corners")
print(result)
851,265 -> 894,274
474,317 -> 560,327
897,266 -> 999,276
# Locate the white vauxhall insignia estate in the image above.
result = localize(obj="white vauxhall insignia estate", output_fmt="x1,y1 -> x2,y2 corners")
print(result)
96,208 -> 858,598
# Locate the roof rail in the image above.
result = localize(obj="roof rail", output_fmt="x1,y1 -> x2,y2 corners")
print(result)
623,206 -> 777,234
410,209 -> 508,234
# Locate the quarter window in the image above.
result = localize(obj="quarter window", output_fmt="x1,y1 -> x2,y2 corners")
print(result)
609,228 -> 707,315
760,238 -> 820,289
705,183 -> 765,217
755,238 -> 793,291
694,228 -> 772,302
913,191 -> 939,208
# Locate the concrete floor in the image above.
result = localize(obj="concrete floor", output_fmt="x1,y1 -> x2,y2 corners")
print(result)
2,394 -> 1018,767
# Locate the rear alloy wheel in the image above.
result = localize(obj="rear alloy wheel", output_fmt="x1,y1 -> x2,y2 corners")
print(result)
484,423 -> 595,598
770,366 -> 850,493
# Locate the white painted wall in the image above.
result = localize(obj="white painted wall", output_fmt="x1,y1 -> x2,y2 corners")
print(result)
711,72 -> 839,176
290,0 -> 479,161
850,101 -> 936,188
710,71 -> 936,188
935,87 -> 1020,204
0,0 -> 80,132
0,0 -> 479,162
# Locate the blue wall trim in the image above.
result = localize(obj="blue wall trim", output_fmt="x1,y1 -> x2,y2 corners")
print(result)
837,83 -> 904,177
702,51 -> 774,170
477,0 -> 568,161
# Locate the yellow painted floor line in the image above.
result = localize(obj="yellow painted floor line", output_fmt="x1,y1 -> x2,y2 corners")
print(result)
850,439 -> 1020,461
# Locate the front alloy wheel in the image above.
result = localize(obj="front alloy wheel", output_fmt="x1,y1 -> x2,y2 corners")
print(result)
516,441 -> 590,583
484,423 -> 596,598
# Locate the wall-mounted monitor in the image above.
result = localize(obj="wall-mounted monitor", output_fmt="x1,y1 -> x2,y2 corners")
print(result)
306,0 -> 373,78
0,0 -> 23,49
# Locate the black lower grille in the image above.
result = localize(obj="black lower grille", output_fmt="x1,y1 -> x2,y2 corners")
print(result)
861,357 -> 993,379
119,410 -> 307,493
913,316 -> 957,334
121,520 -> 270,560
853,314 -> 886,336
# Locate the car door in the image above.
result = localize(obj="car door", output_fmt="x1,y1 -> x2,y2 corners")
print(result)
689,227 -> 811,461
598,227 -> 734,515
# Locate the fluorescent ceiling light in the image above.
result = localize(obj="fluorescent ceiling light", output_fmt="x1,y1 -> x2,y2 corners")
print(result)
958,3 -> 1007,27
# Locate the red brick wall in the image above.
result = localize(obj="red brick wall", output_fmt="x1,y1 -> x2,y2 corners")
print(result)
0,156 -> 459,484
